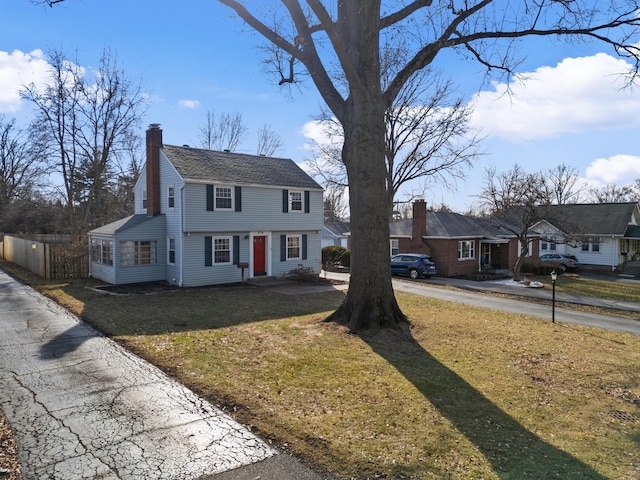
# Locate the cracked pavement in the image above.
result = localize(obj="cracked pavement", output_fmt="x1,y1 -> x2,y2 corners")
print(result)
0,270 -> 280,479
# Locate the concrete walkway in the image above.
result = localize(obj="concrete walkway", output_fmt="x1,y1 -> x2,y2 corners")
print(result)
0,269 -> 329,480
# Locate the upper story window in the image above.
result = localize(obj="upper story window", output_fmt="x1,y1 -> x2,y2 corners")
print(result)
289,191 -> 303,212
167,186 -> 175,208
216,186 -> 233,210
458,240 -> 475,260
142,189 -> 147,210
206,185 -> 241,211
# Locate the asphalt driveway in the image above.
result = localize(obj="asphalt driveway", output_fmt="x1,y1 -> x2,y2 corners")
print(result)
0,269 -> 328,479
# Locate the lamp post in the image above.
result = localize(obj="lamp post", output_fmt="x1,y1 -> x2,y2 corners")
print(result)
550,270 -> 557,323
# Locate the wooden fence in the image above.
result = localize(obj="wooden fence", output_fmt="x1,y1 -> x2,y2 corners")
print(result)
0,235 -> 89,280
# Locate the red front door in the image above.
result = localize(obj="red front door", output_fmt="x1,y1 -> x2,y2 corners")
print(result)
253,236 -> 266,276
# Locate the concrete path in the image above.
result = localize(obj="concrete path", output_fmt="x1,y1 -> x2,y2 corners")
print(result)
0,270 -> 328,479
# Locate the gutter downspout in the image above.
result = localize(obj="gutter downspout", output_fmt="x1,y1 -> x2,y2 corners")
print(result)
179,184 -> 185,287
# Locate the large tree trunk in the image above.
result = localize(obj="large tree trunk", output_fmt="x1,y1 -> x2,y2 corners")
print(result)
326,44 -> 407,332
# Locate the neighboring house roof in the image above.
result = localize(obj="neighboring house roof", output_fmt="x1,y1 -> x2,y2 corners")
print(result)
323,221 -> 350,238
390,211 -> 510,239
539,202 -> 640,236
162,145 -> 322,190
89,214 -> 157,235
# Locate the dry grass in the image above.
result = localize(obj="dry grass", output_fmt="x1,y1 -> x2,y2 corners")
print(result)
1,261 -> 639,479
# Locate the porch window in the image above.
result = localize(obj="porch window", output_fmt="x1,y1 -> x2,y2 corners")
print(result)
458,240 -> 475,260
91,239 -> 113,265
120,240 -> 157,266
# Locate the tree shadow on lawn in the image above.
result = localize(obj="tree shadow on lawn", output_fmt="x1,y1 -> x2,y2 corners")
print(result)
364,331 -> 607,480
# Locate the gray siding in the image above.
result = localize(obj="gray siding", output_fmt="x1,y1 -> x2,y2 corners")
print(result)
271,231 -> 322,278
159,151 -> 185,285
183,184 -> 323,233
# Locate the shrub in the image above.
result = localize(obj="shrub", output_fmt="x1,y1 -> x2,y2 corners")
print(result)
341,249 -> 351,268
322,246 -> 347,268
285,264 -> 318,283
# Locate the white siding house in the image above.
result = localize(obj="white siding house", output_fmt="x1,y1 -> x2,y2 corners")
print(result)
533,202 -> 640,272
88,124 -> 324,286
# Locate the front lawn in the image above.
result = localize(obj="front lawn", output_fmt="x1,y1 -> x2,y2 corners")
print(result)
2,261 -> 639,479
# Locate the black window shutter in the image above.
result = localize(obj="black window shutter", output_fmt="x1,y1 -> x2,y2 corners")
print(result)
282,190 -> 288,213
302,234 -> 308,260
206,185 -> 214,211
233,235 -> 240,265
304,191 -> 310,213
235,186 -> 242,212
280,234 -> 286,261
204,236 -> 212,266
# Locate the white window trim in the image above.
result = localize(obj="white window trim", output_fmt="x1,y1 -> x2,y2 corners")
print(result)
119,240 -> 158,267
168,236 -> 176,265
213,235 -> 233,265
167,185 -> 175,209
390,239 -> 399,256
288,190 -> 303,213
458,240 -> 475,261
215,185 -> 234,211
142,189 -> 147,210
286,234 -> 302,260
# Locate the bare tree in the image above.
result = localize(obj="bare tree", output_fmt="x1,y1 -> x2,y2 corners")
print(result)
323,183 -> 348,222
0,116 -> 48,230
587,184 -> 636,203
478,165 -> 552,281
256,123 -> 284,156
21,48 -> 147,235
219,0 -> 640,332
198,110 -> 248,152
310,68 -> 481,222
547,164 -> 585,205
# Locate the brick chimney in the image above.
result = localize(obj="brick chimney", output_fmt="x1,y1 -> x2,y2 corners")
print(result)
146,124 -> 162,216
412,199 -> 427,243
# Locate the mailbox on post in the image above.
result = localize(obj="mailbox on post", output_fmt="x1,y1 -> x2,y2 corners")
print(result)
237,262 -> 249,284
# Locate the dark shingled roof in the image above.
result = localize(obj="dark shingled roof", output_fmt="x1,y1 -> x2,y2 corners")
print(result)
390,211 -> 510,238
543,202 -> 639,236
162,145 -> 322,190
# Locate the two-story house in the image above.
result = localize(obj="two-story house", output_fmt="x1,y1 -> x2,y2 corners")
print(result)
88,124 -> 324,286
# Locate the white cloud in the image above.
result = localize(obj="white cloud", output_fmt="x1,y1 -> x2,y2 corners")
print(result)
0,49 -> 50,113
178,99 -> 200,109
585,154 -> 640,184
469,53 -> 640,141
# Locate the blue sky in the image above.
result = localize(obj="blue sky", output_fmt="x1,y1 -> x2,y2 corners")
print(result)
2,1 -> 640,212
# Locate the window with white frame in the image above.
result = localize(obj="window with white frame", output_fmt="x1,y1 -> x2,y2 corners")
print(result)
91,239 -> 113,265
214,237 -> 231,264
142,189 -> 147,210
167,186 -> 175,208
120,241 -> 157,266
390,239 -> 399,256
287,235 -> 301,259
215,186 -> 233,210
168,237 -> 175,264
592,237 -> 600,252
289,191 -> 303,212
458,240 -> 475,260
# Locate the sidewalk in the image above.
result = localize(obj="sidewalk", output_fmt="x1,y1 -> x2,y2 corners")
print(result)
0,269 -> 331,480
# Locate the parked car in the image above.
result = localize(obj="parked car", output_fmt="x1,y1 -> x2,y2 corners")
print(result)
391,254 -> 437,279
539,253 -> 580,270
